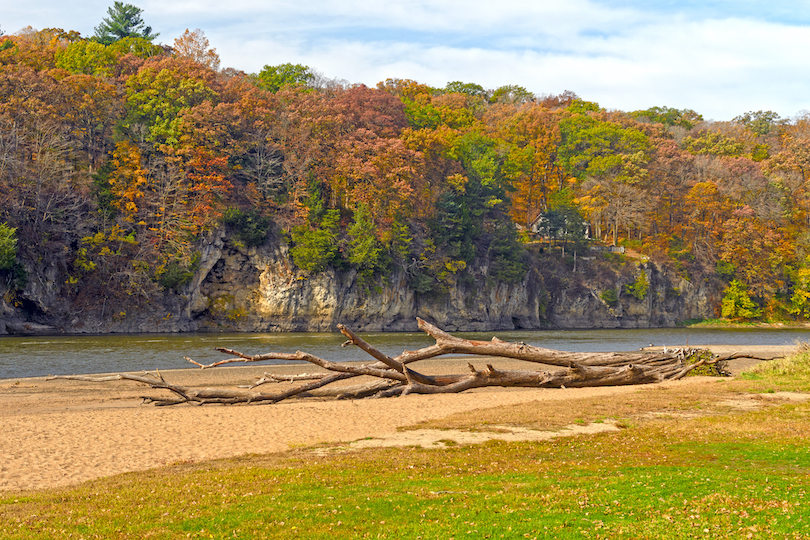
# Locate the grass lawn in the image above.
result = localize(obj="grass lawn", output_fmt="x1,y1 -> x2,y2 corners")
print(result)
2,354 -> 810,539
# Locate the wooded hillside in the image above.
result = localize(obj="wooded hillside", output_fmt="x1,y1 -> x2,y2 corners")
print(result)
1,17 -> 808,325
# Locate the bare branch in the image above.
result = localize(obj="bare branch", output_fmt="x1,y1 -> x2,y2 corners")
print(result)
338,323 -> 403,372
187,349 -> 304,369
52,320 -> 733,405
246,372 -> 326,388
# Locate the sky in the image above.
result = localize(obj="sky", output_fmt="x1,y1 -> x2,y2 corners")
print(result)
3,0 -> 809,121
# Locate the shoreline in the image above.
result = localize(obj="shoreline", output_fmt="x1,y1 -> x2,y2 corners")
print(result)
5,320 -> 810,338
684,320 -> 810,329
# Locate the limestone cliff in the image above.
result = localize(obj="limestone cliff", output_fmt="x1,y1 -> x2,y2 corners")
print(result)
0,231 -> 721,334
183,231 -> 548,332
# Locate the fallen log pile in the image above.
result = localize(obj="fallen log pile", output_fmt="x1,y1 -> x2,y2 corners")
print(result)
50,318 -> 762,406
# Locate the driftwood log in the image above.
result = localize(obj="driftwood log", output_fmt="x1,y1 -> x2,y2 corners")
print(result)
50,318 -> 767,406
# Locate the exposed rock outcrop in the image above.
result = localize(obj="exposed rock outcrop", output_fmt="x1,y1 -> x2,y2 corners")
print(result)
546,264 -> 717,329
0,232 -> 721,334
186,233 -> 548,332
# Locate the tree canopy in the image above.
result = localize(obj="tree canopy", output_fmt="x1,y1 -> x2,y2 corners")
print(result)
93,2 -> 158,45
2,18 -> 810,325
256,62 -> 314,92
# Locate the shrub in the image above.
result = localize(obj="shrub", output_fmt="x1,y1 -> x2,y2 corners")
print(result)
715,260 -> 735,281
156,254 -> 199,291
601,288 -> 618,308
410,271 -> 439,295
684,349 -> 728,376
624,269 -> 649,300
222,207 -> 271,247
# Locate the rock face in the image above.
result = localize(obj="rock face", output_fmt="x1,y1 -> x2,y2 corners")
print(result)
546,264 -> 718,329
185,232 -> 549,332
0,232 -> 721,334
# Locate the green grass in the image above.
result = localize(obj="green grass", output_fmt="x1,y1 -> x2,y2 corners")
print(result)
3,357 -> 810,539
683,318 -> 761,327
3,415 -> 809,539
684,318 -> 810,329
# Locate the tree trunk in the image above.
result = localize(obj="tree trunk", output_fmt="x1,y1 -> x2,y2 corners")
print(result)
49,318 -> 763,406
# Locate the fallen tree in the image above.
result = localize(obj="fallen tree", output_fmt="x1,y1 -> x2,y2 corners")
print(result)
50,318 -> 769,406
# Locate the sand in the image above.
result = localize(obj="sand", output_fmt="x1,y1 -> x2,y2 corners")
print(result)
0,346 -> 794,493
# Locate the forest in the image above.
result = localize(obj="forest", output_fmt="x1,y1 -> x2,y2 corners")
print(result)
1,4 -> 809,326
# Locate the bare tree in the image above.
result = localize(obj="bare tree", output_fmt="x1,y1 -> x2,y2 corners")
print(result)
49,319 -> 765,406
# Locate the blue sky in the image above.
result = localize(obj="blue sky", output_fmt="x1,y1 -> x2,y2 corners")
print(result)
4,1 -> 809,121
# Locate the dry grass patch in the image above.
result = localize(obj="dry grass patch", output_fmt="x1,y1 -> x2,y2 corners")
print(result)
408,377 -> 776,433
744,348 -> 810,379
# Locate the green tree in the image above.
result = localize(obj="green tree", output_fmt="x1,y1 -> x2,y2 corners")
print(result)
557,114 -> 650,184
348,204 -> 387,284
444,81 -> 487,97
124,64 -> 217,145
289,210 -> 340,274
630,106 -> 703,130
256,63 -> 313,93
721,280 -> 762,320
156,255 -> 198,291
55,40 -> 117,76
487,222 -> 527,284
387,218 -> 413,267
539,203 -> 588,258
567,99 -> 602,114
0,222 -> 17,270
108,36 -> 164,58
93,2 -> 158,45
601,289 -> 619,308
682,131 -> 744,157
789,268 -> 810,319
733,110 -> 782,136
432,131 -> 506,263
490,84 -> 534,104
715,260 -> 736,281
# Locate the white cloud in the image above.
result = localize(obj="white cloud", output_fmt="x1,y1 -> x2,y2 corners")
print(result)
3,1 -> 809,120
206,11 -> 810,120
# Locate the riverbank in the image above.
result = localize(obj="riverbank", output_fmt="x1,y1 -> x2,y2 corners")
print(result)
684,318 -> 810,329
0,345 -> 795,493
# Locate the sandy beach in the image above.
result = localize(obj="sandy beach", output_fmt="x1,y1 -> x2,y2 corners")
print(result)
0,345 -> 793,493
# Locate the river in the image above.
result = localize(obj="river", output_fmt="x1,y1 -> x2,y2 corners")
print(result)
1,326 -> 808,380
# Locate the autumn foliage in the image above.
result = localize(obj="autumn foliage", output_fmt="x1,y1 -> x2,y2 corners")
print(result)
2,24 -> 810,322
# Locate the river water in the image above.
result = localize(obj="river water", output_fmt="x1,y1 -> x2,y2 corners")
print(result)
1,327 -> 808,380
